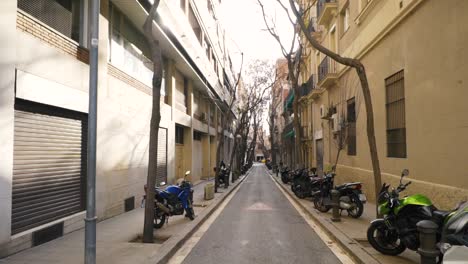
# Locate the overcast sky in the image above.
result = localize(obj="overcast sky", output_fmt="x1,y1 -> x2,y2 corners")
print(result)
220,0 -> 294,67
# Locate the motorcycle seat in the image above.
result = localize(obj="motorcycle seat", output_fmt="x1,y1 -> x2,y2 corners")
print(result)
336,182 -> 361,190
433,210 -> 451,223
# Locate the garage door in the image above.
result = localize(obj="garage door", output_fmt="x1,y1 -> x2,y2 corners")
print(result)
12,99 -> 87,235
156,128 -> 167,185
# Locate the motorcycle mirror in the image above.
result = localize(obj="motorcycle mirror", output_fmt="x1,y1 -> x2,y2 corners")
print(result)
311,167 -> 317,174
401,169 -> 409,177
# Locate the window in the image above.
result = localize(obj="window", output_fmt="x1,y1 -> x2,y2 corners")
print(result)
180,0 -> 186,12
341,5 -> 350,34
193,131 -> 202,141
109,3 -> 153,86
385,70 -> 406,158
18,0 -> 83,43
175,125 -> 184,144
347,98 -> 356,156
188,4 -> 202,44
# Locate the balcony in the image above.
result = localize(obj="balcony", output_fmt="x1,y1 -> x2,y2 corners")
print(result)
299,74 -> 316,98
317,0 -> 338,27
317,56 -> 338,88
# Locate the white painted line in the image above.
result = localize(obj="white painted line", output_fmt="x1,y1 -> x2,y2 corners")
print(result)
269,174 -> 356,264
167,173 -> 248,264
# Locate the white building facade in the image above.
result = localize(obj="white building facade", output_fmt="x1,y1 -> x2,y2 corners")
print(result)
0,0 -> 237,256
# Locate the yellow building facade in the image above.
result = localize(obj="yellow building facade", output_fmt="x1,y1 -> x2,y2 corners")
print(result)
298,0 -> 468,208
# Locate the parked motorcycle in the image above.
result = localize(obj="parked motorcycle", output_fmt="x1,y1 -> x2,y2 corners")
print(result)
313,167 -> 366,218
280,167 -> 291,184
142,171 -> 195,229
367,169 -> 454,255
217,164 -> 230,187
439,201 -> 468,263
291,168 -> 321,199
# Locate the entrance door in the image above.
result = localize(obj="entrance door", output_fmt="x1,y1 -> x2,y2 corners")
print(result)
316,139 -> 324,176
192,131 -> 203,183
175,145 -> 184,180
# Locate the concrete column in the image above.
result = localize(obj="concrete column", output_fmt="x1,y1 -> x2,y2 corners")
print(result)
0,0 -> 17,244
184,80 -> 194,182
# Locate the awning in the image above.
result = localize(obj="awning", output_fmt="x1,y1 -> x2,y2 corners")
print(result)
284,130 -> 295,138
284,90 -> 294,110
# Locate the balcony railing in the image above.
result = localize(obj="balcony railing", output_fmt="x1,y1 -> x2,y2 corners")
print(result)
300,74 -> 316,97
318,56 -> 338,87
317,0 -> 337,26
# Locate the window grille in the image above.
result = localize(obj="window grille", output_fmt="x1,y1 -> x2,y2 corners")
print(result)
385,70 -> 406,158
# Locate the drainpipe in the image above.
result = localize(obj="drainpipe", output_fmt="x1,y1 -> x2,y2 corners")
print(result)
85,0 -> 99,263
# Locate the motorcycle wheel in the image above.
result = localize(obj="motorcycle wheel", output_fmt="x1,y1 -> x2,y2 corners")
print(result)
314,196 -> 331,213
186,200 -> 195,220
281,175 -> 289,184
293,185 -> 307,199
347,194 -> 364,218
367,220 -> 406,255
153,209 -> 166,229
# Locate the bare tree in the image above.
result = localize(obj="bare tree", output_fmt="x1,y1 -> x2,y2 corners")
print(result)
288,0 -> 382,213
257,0 -> 306,168
142,1 -> 163,243
228,60 -> 273,172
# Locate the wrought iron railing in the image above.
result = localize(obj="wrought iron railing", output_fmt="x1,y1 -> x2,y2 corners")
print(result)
318,56 -> 337,84
300,74 -> 315,97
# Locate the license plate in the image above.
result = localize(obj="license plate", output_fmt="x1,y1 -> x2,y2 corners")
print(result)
359,194 -> 367,202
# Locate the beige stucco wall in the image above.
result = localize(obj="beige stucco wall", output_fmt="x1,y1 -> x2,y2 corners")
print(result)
308,0 -> 468,209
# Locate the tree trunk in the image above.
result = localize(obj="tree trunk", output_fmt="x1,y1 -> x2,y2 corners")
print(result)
142,1 -> 163,244
289,0 -> 381,213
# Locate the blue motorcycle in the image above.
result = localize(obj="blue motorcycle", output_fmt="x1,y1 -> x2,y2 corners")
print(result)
143,171 -> 195,229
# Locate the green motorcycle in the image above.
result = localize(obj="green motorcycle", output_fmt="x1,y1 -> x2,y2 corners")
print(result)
367,169 -> 452,255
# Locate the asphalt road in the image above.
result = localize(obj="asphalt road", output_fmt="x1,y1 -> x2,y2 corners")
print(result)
181,164 -> 342,264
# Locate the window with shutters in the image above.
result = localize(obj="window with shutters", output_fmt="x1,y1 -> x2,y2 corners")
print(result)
175,125 -> 184,144
18,0 -> 83,43
347,97 -> 356,156
385,70 -> 406,158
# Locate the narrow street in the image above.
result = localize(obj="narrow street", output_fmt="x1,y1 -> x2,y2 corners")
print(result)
174,164 -> 344,264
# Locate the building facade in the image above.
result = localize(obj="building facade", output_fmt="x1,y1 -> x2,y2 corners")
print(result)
294,0 -> 468,207
0,0 -> 237,256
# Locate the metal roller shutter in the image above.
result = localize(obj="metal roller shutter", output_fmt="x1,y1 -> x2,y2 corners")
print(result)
12,99 -> 87,235
156,128 -> 167,185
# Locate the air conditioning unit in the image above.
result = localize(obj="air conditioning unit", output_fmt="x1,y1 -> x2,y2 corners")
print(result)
320,105 -> 328,118
332,114 -> 340,133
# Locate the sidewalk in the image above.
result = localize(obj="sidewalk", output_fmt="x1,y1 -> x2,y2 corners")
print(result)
0,172 -> 250,264
268,169 -> 419,264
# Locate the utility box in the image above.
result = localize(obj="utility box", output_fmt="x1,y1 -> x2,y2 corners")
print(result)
204,183 -> 214,200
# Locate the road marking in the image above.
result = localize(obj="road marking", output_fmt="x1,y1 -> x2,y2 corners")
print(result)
269,173 -> 356,264
167,172 -> 249,264
245,202 -> 274,211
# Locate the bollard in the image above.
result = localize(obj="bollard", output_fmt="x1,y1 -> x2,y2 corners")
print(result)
417,220 -> 439,264
331,189 -> 341,222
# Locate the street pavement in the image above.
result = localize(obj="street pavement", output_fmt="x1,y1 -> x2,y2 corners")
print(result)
180,163 -> 342,264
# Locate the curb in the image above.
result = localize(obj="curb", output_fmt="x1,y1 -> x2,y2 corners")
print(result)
152,167 -> 253,264
268,170 -> 380,264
